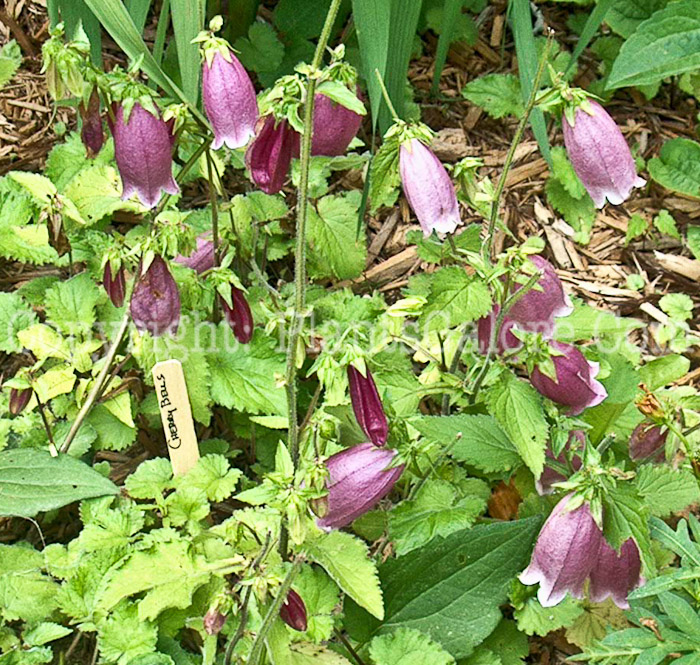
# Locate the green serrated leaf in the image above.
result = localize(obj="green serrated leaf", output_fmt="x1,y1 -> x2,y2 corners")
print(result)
233,22 -> 284,74
462,73 -> 524,119
647,138 -> 700,198
44,272 -> 100,338
306,530 -> 384,620
175,454 -> 241,502
0,292 -> 37,354
636,466 -> 700,518
369,627 -> 455,665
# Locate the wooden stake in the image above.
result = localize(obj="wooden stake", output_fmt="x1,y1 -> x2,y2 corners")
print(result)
151,359 -> 199,476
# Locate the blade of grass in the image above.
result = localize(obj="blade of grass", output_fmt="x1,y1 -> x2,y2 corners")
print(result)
170,0 -> 205,104
124,0 -> 152,35
566,0 -> 615,75
153,0 -> 171,68
381,0 -> 422,131
430,0 -> 462,96
83,0 -> 208,126
351,0 -> 391,131
509,0 -> 551,165
54,0 -> 103,65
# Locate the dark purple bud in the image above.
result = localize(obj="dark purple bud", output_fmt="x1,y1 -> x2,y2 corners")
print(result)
203,608 -> 227,635
520,494 -> 603,606
245,115 -> 299,194
589,538 -> 643,609
9,388 -> 32,415
536,430 -> 585,496
110,102 -> 179,209
629,423 -> 668,462
477,307 -> 520,355
347,365 -> 388,447
79,88 -> 104,158
530,342 -> 607,415
130,256 -> 181,336
562,100 -> 645,208
399,138 -> 460,237
174,236 -> 215,274
279,589 -> 307,632
220,286 -> 254,344
317,442 -> 403,531
103,262 -> 126,309
202,50 -> 258,150
310,92 -> 363,157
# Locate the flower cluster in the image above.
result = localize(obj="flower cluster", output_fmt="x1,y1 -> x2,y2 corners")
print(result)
315,365 -> 402,530
520,494 -> 643,608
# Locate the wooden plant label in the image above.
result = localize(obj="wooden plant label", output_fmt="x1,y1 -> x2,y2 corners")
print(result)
151,359 -> 199,476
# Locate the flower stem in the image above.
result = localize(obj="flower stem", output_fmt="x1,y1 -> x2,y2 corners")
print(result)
374,69 -> 400,123
246,557 -> 303,665
205,150 -> 221,323
281,0 -> 344,559
483,37 -> 552,260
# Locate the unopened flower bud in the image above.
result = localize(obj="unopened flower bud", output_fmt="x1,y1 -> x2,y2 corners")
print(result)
317,442 -> 403,530
109,102 -> 179,209
130,256 -> 181,336
279,589 -> 307,632
636,390 -> 664,419
203,607 -> 226,635
629,423 -> 667,462
202,49 -> 258,150
399,138 -> 460,237
530,342 -> 607,415
9,387 -> 32,415
347,365 -> 388,447
562,100 -> 645,208
220,286 -> 254,344
79,88 -> 104,158
174,236 -> 215,274
103,262 -> 126,308
245,115 -> 299,194
536,430 -> 584,495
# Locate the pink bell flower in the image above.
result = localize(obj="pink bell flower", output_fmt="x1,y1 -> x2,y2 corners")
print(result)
245,115 -> 299,194
347,365 -> 388,447
130,256 -> 181,336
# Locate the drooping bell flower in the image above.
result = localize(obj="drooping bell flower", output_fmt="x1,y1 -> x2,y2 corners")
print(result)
520,494 -> 603,606
478,255 -> 572,355
347,365 -> 388,447
629,422 -> 667,462
536,430 -> 585,495
562,100 -> 645,209
279,589 -> 307,632
317,442 -> 403,531
79,88 -> 104,158
174,236 -> 215,274
220,286 -> 254,344
103,262 -> 126,309
9,387 -> 32,416
589,538 -> 643,609
530,342 -> 607,415
310,92 -> 363,156
130,256 -> 181,336
399,138 -> 460,237
110,102 -> 179,209
202,48 -> 258,150
245,115 -> 299,194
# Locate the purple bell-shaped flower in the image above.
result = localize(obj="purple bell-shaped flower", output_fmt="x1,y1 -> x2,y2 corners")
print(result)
589,538 -> 643,609
562,100 -> 645,209
530,342 -> 607,415
245,115 -> 299,194
110,102 -> 179,209
103,262 -> 126,309
174,236 -> 215,274
399,138 -> 460,237
220,285 -> 254,344
9,387 -> 32,416
317,442 -> 403,531
347,365 -> 388,447
202,49 -> 258,150
279,589 -> 308,632
629,422 -> 668,462
478,255 -> 573,354
130,256 -> 181,336
310,92 -> 363,156
520,494 -> 603,606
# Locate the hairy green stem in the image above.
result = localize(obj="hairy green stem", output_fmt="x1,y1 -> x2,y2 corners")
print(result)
483,37 -> 552,259
374,69 -> 400,122
281,0 -> 343,558
246,557 -> 303,665
205,150 -> 221,323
